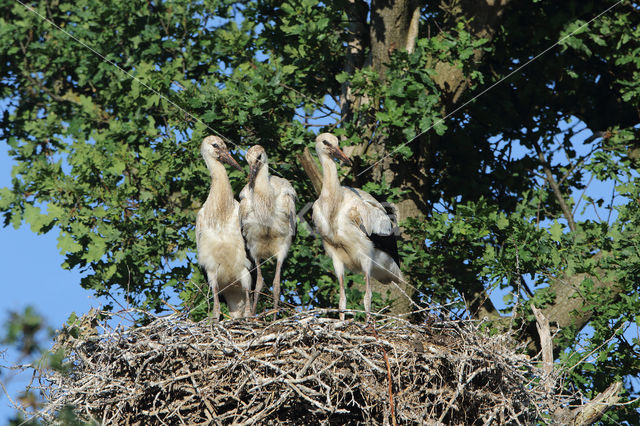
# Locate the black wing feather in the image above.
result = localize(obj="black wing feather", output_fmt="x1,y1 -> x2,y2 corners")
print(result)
370,232 -> 400,265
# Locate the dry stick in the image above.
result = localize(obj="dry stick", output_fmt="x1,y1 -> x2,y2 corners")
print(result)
297,146 -> 323,195
571,381 -> 623,426
369,324 -> 397,426
0,379 -> 21,412
530,305 -> 554,394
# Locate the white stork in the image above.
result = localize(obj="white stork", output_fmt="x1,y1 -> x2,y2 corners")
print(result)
312,133 -> 402,321
196,136 -> 252,322
239,145 -> 297,315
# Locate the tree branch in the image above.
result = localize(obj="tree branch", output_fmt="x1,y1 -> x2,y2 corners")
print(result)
532,139 -> 577,233
571,381 -> 623,425
405,1 -> 420,53
297,147 -> 323,195
531,304 -> 554,393
434,0 -> 512,108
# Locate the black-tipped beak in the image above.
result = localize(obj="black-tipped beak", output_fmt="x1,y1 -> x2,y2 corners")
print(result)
248,160 -> 261,188
222,151 -> 243,171
331,146 -> 352,166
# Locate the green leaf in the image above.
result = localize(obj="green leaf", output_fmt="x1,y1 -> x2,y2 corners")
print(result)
57,232 -> 82,254
23,204 -> 51,233
549,221 -> 564,242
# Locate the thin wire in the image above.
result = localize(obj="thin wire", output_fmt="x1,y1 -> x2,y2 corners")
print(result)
14,0 -> 297,181
13,0 -> 234,150
357,0 -> 624,177
14,0 -> 309,318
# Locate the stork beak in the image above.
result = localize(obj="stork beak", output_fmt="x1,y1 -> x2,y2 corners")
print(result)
331,146 -> 352,166
248,160 -> 261,189
221,151 -> 243,171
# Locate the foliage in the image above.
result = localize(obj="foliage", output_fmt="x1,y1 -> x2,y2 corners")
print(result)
2,306 -> 53,359
1,0 -> 640,422
1,307 -> 50,424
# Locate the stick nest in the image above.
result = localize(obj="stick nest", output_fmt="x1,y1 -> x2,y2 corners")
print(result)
38,309 -> 567,425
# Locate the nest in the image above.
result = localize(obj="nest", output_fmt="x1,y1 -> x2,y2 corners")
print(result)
37,309 -> 567,425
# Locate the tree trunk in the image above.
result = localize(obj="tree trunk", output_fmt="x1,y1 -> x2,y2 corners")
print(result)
336,0 -> 625,339
337,1 -> 515,317
340,0 -> 422,315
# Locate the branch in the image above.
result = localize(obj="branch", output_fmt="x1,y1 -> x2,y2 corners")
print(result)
369,324 -> 397,426
297,147 -> 323,195
531,304 -> 554,393
571,381 -> 623,425
433,0 -> 512,108
532,139 -> 577,232
405,1 -> 420,53
528,253 -> 625,354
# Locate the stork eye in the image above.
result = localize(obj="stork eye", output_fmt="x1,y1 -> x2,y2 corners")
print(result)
322,140 -> 330,146
212,143 -> 219,148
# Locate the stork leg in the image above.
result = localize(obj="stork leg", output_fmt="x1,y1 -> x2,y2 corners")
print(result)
252,260 -> 264,315
338,273 -> 346,321
241,270 -> 252,319
272,259 -> 282,316
210,275 -> 220,323
364,271 -> 372,323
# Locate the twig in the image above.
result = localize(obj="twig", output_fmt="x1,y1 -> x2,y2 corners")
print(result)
369,323 -> 397,426
33,308 -> 577,424
532,139 -> 577,232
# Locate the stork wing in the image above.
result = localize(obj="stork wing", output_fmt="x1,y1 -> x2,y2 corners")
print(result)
272,176 -> 297,235
344,187 -> 400,265
239,184 -> 249,201
344,187 -> 396,234
195,209 -> 204,248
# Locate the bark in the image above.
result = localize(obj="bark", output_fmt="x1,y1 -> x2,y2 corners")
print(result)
571,381 -> 623,425
435,0 -> 512,107
541,263 -> 624,348
335,1 -> 515,317
340,0 -> 369,124
369,0 -> 421,76
531,305 -> 554,393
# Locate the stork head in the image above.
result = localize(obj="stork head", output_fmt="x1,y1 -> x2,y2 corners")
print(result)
200,135 -> 242,171
315,133 -> 352,166
245,145 -> 268,188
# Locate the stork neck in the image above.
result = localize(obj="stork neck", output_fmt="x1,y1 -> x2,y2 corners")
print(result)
206,159 -> 234,215
253,164 -> 271,194
319,155 -> 340,199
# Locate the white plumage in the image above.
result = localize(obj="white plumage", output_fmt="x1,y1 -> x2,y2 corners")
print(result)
196,136 -> 252,322
239,145 -> 297,314
312,133 -> 402,321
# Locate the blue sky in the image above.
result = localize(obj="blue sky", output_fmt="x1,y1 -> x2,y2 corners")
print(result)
0,141 -> 100,423
0,6 -> 637,419
0,119 -> 635,423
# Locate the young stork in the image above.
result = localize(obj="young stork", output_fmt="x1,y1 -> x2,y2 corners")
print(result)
312,133 -> 402,321
239,145 -> 297,315
196,136 -> 252,322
